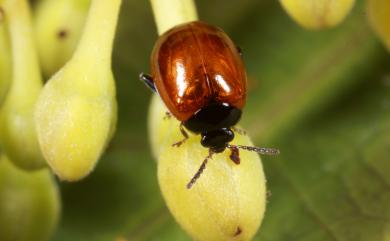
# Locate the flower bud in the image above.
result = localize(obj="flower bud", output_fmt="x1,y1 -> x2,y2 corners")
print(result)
367,0 -> 390,51
0,0 -> 46,170
0,156 -> 60,241
34,0 -> 90,78
280,0 -> 356,30
35,0 -> 121,181
150,95 -> 267,241
0,6 -> 11,105
148,95 -> 181,159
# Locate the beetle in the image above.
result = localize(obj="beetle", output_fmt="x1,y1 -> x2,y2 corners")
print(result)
140,21 -> 279,188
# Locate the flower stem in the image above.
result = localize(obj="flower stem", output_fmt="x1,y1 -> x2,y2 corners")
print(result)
3,0 -> 42,95
73,0 -> 121,66
150,0 -> 198,35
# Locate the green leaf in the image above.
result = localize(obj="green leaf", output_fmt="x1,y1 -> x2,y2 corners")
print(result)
50,0 -> 390,241
256,75 -> 390,241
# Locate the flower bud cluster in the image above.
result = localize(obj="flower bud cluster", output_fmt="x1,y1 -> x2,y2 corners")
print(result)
0,0 -> 120,239
0,0 -> 119,177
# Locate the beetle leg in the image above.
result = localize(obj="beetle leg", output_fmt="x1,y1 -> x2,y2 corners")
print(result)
229,145 -> 240,164
232,126 -> 246,135
163,111 -> 172,120
236,46 -> 243,57
172,123 -> 189,147
139,73 -> 156,92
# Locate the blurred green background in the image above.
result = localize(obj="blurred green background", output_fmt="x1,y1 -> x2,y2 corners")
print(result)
46,0 -> 390,240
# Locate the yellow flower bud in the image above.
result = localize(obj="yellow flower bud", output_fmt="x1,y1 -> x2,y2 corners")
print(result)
34,0 -> 91,78
148,1 -> 269,240
150,96 -> 267,241
367,0 -> 390,51
0,156 -> 60,241
0,0 -> 46,170
35,0 -> 120,181
0,6 -> 11,105
148,95 -> 181,159
280,0 -> 356,30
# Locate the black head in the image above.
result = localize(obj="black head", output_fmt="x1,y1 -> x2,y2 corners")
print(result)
187,128 -> 280,189
184,103 -> 280,189
201,128 -> 234,153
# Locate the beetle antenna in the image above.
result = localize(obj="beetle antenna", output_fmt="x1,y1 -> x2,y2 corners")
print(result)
187,150 -> 214,189
227,144 -> 280,155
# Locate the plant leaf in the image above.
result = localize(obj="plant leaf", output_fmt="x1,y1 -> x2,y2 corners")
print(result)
256,76 -> 390,241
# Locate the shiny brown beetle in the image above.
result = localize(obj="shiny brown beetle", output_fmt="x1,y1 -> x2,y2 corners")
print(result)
140,21 -> 279,188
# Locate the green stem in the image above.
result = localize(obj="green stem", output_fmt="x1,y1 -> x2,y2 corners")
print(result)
73,0 -> 121,67
150,0 -> 198,35
4,0 -> 42,96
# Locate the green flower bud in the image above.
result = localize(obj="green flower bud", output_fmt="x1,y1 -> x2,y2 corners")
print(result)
0,6 -> 11,105
367,0 -> 390,51
0,156 -> 60,241
34,0 -> 91,78
280,0 -> 356,30
35,0 -> 121,181
150,96 -> 267,241
0,0 -> 46,170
